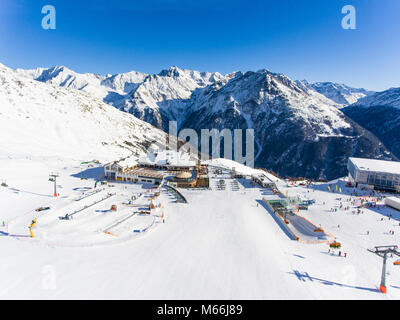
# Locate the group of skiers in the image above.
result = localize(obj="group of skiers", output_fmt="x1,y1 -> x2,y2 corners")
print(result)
328,249 -> 347,258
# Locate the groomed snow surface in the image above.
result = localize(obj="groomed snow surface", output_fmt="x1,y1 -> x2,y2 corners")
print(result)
2,154 -> 400,299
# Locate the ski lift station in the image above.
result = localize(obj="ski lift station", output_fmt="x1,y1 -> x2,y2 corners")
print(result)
347,157 -> 400,192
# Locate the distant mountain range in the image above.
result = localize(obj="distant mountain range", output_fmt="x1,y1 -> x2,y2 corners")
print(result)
7,63 -> 400,180
0,63 -> 167,162
296,80 -> 374,106
343,87 -> 400,160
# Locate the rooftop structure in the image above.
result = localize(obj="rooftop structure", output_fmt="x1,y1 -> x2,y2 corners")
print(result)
251,172 -> 275,188
349,158 -> 400,176
138,150 -> 196,170
348,157 -> 400,192
176,171 -> 192,179
168,170 -> 198,188
123,167 -> 165,180
385,197 -> 400,211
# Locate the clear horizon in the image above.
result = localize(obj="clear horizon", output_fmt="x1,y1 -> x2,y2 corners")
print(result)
1,0 -> 400,91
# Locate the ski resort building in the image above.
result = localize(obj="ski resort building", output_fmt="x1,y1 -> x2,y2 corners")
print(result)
231,167 -> 275,189
168,171 -> 198,188
347,157 -> 400,192
251,172 -> 276,188
104,149 -> 213,188
104,162 -> 164,185
104,151 -> 203,187
104,162 -> 122,181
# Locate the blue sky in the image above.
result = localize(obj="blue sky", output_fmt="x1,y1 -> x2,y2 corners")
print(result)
0,0 -> 399,91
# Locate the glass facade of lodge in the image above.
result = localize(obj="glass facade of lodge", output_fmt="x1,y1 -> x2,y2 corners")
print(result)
347,159 -> 400,191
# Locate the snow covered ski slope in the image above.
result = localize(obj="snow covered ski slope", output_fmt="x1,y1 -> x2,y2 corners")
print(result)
2,154 -> 400,299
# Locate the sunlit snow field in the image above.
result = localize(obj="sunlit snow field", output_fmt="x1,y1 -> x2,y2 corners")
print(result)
1,152 -> 400,299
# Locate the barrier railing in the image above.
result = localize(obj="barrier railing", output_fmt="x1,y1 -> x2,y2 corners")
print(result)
164,184 -> 188,204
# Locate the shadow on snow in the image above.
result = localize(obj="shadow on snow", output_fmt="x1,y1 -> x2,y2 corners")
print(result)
288,270 -> 380,293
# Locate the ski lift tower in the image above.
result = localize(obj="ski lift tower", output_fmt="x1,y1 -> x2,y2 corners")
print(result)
49,173 -> 60,197
368,245 -> 400,294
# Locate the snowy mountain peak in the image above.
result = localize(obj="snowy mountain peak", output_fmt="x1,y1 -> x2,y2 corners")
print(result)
36,65 -> 79,82
100,70 -> 148,93
351,87 -> 400,109
301,81 -> 374,106
158,66 -> 184,78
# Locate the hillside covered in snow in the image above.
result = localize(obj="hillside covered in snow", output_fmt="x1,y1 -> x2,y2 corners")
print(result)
0,63 -> 167,163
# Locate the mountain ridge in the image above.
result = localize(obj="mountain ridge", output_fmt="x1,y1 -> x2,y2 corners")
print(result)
0,63 -> 167,163
343,87 -> 400,160
8,62 -> 398,179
